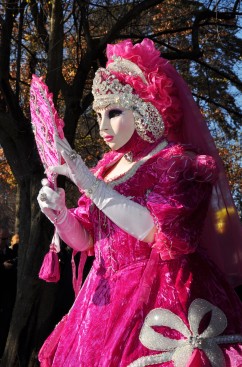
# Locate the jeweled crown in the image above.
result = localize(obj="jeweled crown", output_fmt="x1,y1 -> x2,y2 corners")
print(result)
92,57 -> 164,143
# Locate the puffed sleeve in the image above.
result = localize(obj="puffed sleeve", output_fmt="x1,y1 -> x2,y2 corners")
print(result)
146,146 -> 218,260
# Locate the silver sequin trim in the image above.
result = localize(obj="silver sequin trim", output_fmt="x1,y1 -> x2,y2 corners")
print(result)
107,140 -> 168,187
128,298 -> 242,367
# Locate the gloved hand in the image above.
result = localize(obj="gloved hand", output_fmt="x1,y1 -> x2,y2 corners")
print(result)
37,184 -> 67,223
48,135 -> 96,191
37,181 -> 92,251
49,136 -> 155,242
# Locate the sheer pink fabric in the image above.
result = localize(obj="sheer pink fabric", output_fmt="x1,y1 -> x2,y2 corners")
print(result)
164,65 -> 242,286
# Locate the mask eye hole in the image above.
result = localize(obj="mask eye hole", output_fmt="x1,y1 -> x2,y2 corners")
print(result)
108,109 -> 122,119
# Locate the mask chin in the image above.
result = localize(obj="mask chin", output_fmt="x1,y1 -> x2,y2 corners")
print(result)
116,130 -> 153,156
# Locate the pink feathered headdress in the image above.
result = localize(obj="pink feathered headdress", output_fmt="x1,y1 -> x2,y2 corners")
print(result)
106,38 -> 183,139
92,39 -> 183,142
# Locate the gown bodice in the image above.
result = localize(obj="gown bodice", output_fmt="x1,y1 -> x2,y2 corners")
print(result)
73,142 -> 217,272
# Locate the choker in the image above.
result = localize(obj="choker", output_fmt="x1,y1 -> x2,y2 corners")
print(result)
117,131 -> 164,164
124,152 -> 133,163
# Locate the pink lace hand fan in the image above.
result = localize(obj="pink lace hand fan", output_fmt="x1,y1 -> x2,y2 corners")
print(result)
30,74 -> 64,282
30,74 -> 65,189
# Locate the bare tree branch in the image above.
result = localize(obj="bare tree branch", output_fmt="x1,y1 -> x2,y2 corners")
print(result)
194,59 -> 242,89
16,2 -> 26,99
193,92 -> 242,121
99,0 -> 165,47
76,0 -> 92,49
72,0 -> 165,94
29,0 -> 49,53
46,0 -> 64,102
192,8 -> 238,55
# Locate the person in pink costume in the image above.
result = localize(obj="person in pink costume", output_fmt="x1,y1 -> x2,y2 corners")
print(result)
37,39 -> 242,367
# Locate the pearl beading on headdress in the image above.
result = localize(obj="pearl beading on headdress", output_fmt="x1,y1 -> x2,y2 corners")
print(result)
108,56 -> 148,84
92,58 -> 164,143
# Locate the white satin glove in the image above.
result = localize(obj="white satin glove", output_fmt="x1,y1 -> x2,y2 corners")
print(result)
49,136 -> 155,242
37,185 -> 67,223
37,183 -> 92,251
48,135 -> 96,190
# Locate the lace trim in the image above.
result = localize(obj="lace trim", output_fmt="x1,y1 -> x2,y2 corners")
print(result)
106,140 -> 168,188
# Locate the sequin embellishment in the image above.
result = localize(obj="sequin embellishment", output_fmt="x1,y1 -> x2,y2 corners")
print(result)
92,68 -> 164,143
128,298 -> 242,367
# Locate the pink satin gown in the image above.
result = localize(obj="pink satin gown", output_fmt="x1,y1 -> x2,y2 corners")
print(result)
39,142 -> 242,367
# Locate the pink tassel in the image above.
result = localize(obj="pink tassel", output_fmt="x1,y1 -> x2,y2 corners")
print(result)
39,244 -> 60,283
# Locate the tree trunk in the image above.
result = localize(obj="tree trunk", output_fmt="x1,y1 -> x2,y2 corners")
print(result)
1,173 -> 75,367
0,113 -> 75,366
